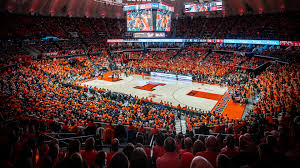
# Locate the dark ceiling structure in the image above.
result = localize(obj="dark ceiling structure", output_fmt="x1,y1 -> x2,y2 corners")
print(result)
1,0 -> 299,18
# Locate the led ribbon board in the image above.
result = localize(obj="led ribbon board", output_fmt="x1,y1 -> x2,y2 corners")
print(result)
107,38 -> 282,45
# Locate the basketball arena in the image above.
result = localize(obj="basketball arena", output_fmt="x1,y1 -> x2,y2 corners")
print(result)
0,0 -> 299,168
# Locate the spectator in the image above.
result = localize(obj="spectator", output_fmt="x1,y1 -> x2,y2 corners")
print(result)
138,124 -> 146,134
196,135 -> 219,168
70,152 -> 85,168
180,152 -> 194,168
15,144 -> 33,168
115,122 -> 126,141
136,134 -> 150,158
179,137 -> 194,168
220,135 -> 239,158
232,134 -> 258,167
48,143 -> 59,167
253,143 -> 281,168
130,147 -> 149,168
81,137 -> 98,167
216,134 -> 225,151
153,133 -> 166,161
57,139 -> 82,168
193,140 -> 205,155
69,139 -> 81,156
190,156 -> 214,168
216,154 -> 231,168
156,137 -> 180,168
108,152 -> 129,168
95,151 -> 106,168
106,138 -> 119,167
180,137 -> 193,153
123,143 -> 135,161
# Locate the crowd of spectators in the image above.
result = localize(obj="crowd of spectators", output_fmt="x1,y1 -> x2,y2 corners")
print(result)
134,48 -> 251,86
1,109 -> 300,168
1,12 -> 300,67
175,12 -> 300,40
0,48 -> 299,168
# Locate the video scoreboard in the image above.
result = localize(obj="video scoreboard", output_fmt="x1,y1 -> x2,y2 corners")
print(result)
185,0 -> 223,13
124,3 -> 174,32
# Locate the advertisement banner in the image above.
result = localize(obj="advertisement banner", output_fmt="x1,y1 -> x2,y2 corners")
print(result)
207,39 -> 224,43
107,39 -> 139,43
279,41 -> 300,46
215,39 -> 224,43
134,32 -> 165,38
107,38 -> 282,45
43,52 -> 58,56
224,39 -> 279,45
138,39 -> 184,42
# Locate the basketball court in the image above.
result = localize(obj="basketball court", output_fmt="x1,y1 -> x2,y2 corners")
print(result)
81,74 -> 246,119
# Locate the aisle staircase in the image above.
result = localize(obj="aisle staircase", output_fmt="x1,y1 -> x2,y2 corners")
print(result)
202,50 -> 213,61
199,19 -> 208,37
175,112 -> 187,135
25,46 -> 40,58
102,20 -> 111,38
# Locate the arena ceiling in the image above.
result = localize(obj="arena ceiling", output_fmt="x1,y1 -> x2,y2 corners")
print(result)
1,0 -> 299,18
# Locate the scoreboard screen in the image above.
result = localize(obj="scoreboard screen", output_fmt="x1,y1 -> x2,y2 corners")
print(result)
125,3 -> 173,32
156,9 -> 172,31
185,0 -> 223,13
127,9 -> 153,31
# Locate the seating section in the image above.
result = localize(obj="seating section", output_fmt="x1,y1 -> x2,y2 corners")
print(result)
1,13 -> 300,67
0,58 -> 299,167
173,13 -> 300,40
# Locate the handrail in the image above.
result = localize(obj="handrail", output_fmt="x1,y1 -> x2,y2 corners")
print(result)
44,134 -> 95,143
149,134 -> 155,158
194,133 -> 234,136
149,134 -> 155,148
42,133 -> 57,140
95,144 -> 151,149
43,132 -> 76,135
55,135 -> 95,141
179,116 -> 183,134
93,122 -> 168,132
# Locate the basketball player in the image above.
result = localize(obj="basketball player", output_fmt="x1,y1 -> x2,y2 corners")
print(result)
127,11 -> 134,31
142,72 -> 145,80
124,68 -> 128,77
165,12 -> 170,31
156,10 -> 161,30
100,72 -> 103,79
161,11 -> 166,30
141,10 -> 150,31
135,11 -> 142,31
